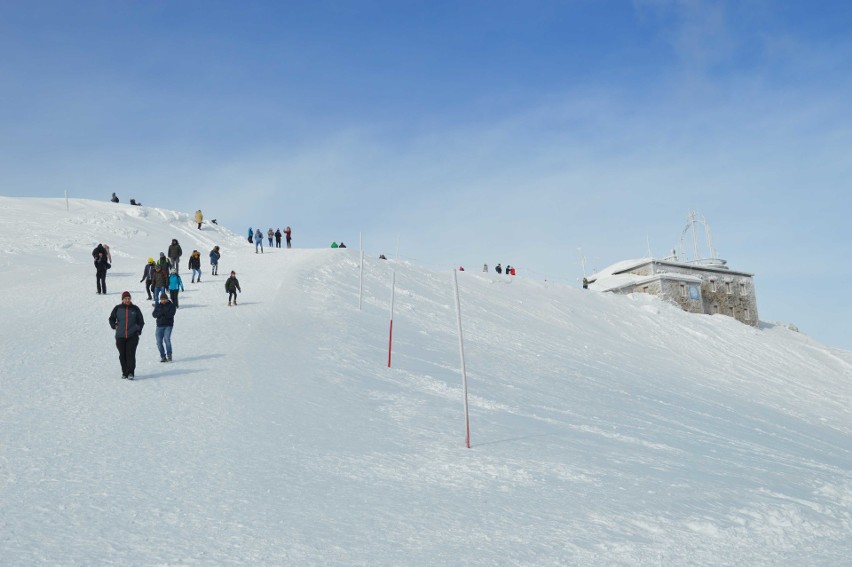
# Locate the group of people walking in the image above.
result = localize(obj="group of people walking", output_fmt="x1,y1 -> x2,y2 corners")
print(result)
102,237 -> 242,379
248,226 -> 291,251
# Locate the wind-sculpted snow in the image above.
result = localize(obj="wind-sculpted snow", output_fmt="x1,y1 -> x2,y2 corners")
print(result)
0,197 -> 850,565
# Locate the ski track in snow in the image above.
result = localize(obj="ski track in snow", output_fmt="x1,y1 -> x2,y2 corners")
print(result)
1,197 -> 851,566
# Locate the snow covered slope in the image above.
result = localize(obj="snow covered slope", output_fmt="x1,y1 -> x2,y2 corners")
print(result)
1,197 -> 851,565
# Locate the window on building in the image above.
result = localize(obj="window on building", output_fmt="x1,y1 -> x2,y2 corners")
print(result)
680,284 -> 687,297
740,282 -> 747,296
725,281 -> 732,294
712,304 -> 719,314
710,280 -> 717,292
642,286 -> 649,293
729,306 -> 735,317
744,308 -> 751,321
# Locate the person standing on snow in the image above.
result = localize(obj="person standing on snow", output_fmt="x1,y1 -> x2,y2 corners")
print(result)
209,246 -> 220,276
168,269 -> 185,308
188,250 -> 202,283
225,271 -> 241,306
195,210 -> 203,229
255,228 -> 264,253
151,261 -> 169,306
108,291 -> 144,379
285,226 -> 292,248
139,257 -> 155,300
168,239 -> 182,274
274,228 -> 282,248
248,227 -> 253,244
152,293 -> 177,362
95,251 -> 111,294
267,228 -> 274,247
110,193 -> 119,203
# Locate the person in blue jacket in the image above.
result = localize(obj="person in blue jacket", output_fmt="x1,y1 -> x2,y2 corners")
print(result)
248,227 -> 253,244
255,228 -> 264,253
168,269 -> 185,308
209,245 -> 220,276
108,291 -> 144,379
152,293 -> 177,362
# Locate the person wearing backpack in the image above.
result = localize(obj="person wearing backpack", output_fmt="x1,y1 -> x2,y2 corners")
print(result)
95,251 -> 111,294
225,271 -> 241,306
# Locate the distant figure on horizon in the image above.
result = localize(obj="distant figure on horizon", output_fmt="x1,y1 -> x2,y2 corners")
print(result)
379,254 -> 387,260
339,242 -> 347,248
582,277 -> 589,289
255,228 -> 264,253
285,226 -> 292,248
248,227 -> 253,244
495,263 -> 502,274
195,210 -> 203,229
267,228 -> 274,247
110,192 -> 119,203
274,228 -> 282,248
130,198 -> 141,206
459,265 -> 464,271
483,263 -> 488,272
330,242 -> 338,249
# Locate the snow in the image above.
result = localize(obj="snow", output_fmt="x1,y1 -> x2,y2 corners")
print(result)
1,196 -> 851,565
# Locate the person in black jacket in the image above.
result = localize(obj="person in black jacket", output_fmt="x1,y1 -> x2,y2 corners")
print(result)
168,239 -> 182,274
188,250 -> 202,283
152,293 -> 177,362
108,291 -> 144,379
95,251 -> 111,294
225,271 -> 241,306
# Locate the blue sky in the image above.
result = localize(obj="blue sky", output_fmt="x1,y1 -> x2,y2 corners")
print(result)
1,1 -> 850,349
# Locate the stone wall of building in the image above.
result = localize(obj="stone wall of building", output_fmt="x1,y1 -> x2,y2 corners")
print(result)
620,261 -> 760,327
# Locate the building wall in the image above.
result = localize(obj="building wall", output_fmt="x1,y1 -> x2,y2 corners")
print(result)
624,261 -> 760,326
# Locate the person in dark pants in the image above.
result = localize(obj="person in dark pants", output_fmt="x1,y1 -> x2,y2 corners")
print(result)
109,291 -> 144,379
152,293 -> 177,362
140,257 -> 155,299
168,269 -> 185,308
95,251 -> 111,294
225,271 -> 241,306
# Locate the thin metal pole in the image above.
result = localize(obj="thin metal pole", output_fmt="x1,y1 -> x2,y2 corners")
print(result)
387,271 -> 396,368
452,269 -> 471,448
359,250 -> 364,310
